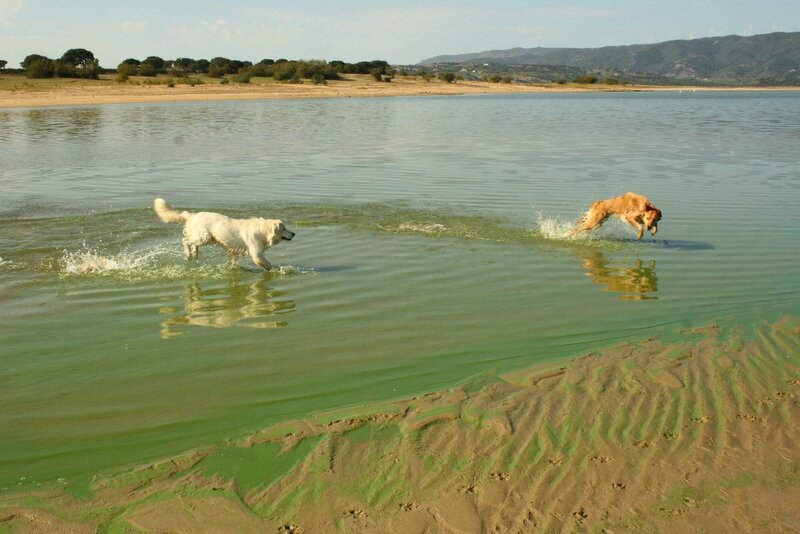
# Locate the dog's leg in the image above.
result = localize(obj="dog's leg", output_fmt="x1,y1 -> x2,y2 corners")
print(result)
625,216 -> 644,240
247,245 -> 274,270
182,238 -> 195,261
226,249 -> 243,267
252,254 -> 274,270
571,211 -> 607,237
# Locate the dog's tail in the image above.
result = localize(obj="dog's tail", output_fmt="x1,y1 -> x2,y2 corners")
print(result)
153,198 -> 189,224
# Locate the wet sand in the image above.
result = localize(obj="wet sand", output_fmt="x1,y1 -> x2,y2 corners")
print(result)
2,74 -> 797,109
1,317 -> 798,533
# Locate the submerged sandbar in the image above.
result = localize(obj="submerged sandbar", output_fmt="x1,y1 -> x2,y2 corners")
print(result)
2,317 -> 798,532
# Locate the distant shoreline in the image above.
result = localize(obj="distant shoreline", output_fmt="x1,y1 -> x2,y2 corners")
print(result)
1,73 -> 798,109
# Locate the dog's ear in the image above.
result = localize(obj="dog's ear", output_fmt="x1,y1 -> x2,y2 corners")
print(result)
643,208 -> 661,229
266,220 -> 286,246
652,207 -> 662,221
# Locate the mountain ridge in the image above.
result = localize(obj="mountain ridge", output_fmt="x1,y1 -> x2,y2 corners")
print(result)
419,32 -> 800,85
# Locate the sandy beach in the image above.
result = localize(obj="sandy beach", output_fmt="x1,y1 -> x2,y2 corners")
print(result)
1,317 -> 797,533
2,74 -> 798,109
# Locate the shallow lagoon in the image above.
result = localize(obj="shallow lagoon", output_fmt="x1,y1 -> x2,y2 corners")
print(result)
1,92 -> 798,488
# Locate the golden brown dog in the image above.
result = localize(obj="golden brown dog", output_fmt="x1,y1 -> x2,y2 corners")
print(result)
572,192 -> 662,240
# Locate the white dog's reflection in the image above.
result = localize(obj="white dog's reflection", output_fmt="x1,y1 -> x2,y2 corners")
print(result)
159,278 -> 295,338
579,250 -> 658,301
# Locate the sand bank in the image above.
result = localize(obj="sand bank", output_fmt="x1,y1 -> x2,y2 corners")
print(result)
1,317 -> 798,533
2,74 -> 797,109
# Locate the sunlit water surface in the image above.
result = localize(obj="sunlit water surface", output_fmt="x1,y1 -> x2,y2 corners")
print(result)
1,92 -> 798,488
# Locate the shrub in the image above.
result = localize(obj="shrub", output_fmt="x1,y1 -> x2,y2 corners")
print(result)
51,60 -> 100,79
247,63 -> 272,77
138,63 -> 157,77
116,63 -> 138,82
273,64 -> 297,81
311,72 -> 327,85
25,58 -> 55,78
207,63 -> 227,78
232,72 -> 252,84
573,75 -> 598,84
21,54 -> 51,70
438,72 -> 456,83
220,77 -> 230,85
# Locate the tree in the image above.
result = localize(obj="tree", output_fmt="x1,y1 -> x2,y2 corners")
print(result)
193,59 -> 210,73
208,57 -> 231,77
142,56 -> 165,72
438,72 -> 456,83
138,63 -> 157,77
56,48 -> 100,79
174,57 -> 195,70
0,60 -> 7,70
229,60 -> 252,73
60,48 -> 95,67
21,54 -> 50,70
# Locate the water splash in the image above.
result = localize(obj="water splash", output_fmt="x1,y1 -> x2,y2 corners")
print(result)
535,212 -> 579,240
274,265 -> 318,275
398,223 -> 448,234
59,244 -> 224,281
59,244 -> 317,281
61,245 -> 168,275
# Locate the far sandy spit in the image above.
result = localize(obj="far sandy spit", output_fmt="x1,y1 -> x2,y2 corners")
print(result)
1,317 -> 798,533
2,73 -> 799,109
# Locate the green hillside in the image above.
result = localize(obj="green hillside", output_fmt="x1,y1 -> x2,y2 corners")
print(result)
420,32 -> 800,85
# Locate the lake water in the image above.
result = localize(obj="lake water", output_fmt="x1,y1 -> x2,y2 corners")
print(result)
1,92 -> 798,489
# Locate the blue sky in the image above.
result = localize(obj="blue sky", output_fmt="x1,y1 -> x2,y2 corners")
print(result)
2,0 -> 799,67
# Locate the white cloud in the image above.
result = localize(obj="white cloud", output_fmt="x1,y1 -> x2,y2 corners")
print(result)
173,19 -> 253,52
526,6 -> 623,19
120,20 -> 147,34
0,0 -> 24,26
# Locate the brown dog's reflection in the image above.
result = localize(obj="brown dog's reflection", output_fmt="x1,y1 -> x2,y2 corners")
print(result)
159,278 -> 295,338
580,250 -> 658,301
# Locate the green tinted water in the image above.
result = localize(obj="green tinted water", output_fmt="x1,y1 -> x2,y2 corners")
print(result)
1,93 -> 798,489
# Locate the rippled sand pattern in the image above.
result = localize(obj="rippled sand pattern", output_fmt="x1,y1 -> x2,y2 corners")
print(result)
3,317 -> 797,532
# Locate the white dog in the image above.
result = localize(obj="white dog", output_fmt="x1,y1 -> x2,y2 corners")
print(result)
154,198 -> 294,270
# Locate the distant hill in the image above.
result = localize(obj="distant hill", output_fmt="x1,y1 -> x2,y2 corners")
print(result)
419,32 -> 800,85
